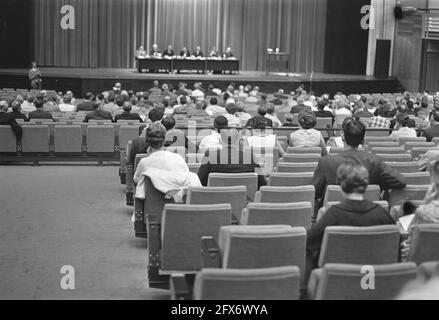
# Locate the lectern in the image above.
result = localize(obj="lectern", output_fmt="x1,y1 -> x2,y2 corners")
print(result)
266,51 -> 290,75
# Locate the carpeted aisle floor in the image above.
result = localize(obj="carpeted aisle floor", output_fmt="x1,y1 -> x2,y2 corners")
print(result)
0,165 -> 169,300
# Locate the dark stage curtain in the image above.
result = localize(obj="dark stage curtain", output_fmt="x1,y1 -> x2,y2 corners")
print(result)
34,0 -> 327,72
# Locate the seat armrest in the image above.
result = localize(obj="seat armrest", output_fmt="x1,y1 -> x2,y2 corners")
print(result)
240,208 -> 248,225
307,268 -> 323,300
254,191 -> 261,202
201,236 -> 221,268
170,274 -> 192,300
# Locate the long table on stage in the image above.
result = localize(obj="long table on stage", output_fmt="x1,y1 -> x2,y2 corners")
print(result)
135,57 -> 239,74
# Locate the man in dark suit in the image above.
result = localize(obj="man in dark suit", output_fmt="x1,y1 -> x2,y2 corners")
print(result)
314,97 -> 334,125
10,101 -> 27,122
197,127 -> 266,189
312,117 -> 406,206
83,101 -> 113,122
28,99 -> 54,121
29,61 -> 42,90
246,105 -> 273,128
115,102 -> 143,122
423,110 -> 439,142
0,100 -> 22,139
163,45 -> 175,57
76,92 -> 95,111
193,46 -> 203,57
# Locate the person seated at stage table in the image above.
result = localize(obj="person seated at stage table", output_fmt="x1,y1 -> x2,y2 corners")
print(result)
58,94 -> 76,112
205,97 -> 226,117
187,99 -> 209,118
222,47 -> 234,59
314,97 -> 334,125
115,102 -> 143,122
389,113 -> 417,141
246,105 -> 273,128
28,99 -> 54,121
76,92 -> 95,111
198,127 -> 267,189
136,45 -> 147,58
0,100 -> 22,139
209,46 -> 219,57
9,101 -> 27,122
290,109 -> 327,155
84,101 -> 113,123
180,47 -> 191,58
150,43 -> 161,57
163,44 -> 175,57
193,46 -> 203,57
307,163 -> 395,267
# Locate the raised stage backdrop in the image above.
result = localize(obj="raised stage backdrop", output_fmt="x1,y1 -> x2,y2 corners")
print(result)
34,0 -> 327,73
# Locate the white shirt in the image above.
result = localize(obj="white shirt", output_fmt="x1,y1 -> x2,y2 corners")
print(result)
21,101 -> 36,113
389,127 -> 417,141
224,113 -> 241,127
265,114 -> 282,128
336,107 -> 352,115
199,131 -> 222,152
58,103 -> 75,112
205,105 -> 226,117
247,134 -> 276,149
191,89 -> 205,99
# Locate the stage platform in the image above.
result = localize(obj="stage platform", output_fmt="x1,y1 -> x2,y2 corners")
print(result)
0,67 -> 403,97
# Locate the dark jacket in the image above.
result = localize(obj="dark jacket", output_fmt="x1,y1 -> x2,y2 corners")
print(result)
0,112 -> 22,138
28,109 -> 54,121
307,199 -> 395,252
315,110 -> 334,125
312,150 -> 407,202
197,145 -> 267,189
10,111 -> 27,122
290,104 -> 309,114
423,124 -> 439,142
115,112 -> 143,122
76,101 -> 95,111
354,110 -> 374,119
129,136 -> 147,165
84,110 -> 113,122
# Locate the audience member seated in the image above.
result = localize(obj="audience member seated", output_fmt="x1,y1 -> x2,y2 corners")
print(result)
199,116 -> 228,152
191,82 -> 205,100
173,96 -> 192,115
83,101 -> 113,122
76,92 -> 95,111
289,102 -> 309,115
264,104 -> 282,128
312,117 -> 406,205
244,114 -> 285,156
10,101 -> 27,122
133,122 -> 201,202
148,80 -> 162,95
58,94 -> 76,112
423,110 -> 439,142
21,94 -> 36,113
290,110 -> 327,155
28,99 -> 54,121
0,100 -> 22,139
205,84 -> 219,96
314,97 -> 334,125
115,102 -> 143,122
205,97 -> 226,117
334,99 -> 352,116
246,105 -> 273,128
187,99 -> 209,118
389,113 -> 417,141
162,116 -> 197,152
224,103 -> 241,127
307,163 -> 395,267
137,92 -> 155,109
235,102 -> 252,126
198,127 -> 266,188
245,91 -> 258,104
281,114 -> 298,127
368,105 -> 391,128
353,101 -> 373,119
128,107 -> 164,164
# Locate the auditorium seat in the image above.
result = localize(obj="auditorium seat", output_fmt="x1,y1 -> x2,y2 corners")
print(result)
54,125 -> 82,153
411,147 -> 439,160
403,141 -> 435,151
21,125 -> 49,153
328,147 -> 345,155
186,186 -> 247,223
407,224 -> 439,265
207,173 -> 258,201
159,204 -> 231,272
397,136 -> 427,146
388,185 -> 430,207
370,147 -> 405,154
126,153 -> 148,206
119,125 -> 140,152
86,125 -> 114,153
188,163 -> 201,173
364,129 -> 390,137
376,153 -> 412,162
286,147 -> 322,154
268,172 -> 313,187
317,201 -> 389,221
0,125 -> 17,152
384,161 -> 420,173
318,225 -> 401,267
366,141 -> 399,148
254,186 -> 315,208
418,261 -> 439,280
202,225 -> 306,278
241,202 -> 312,229
279,153 -> 321,163
401,172 -> 431,185
171,266 -> 301,300
364,136 -> 393,143
322,185 -> 381,207
275,162 -> 318,173
307,263 -> 418,300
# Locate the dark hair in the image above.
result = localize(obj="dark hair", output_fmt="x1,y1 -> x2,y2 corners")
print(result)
377,105 -> 391,118
342,117 -> 366,148
298,109 -> 317,129
107,94 -> 115,102
162,100 -> 169,108
146,123 -> 166,149
210,97 -> 218,105
257,105 -> 268,116
179,96 -> 187,105
317,98 -> 327,110
34,99 -> 44,109
116,96 -> 125,107
432,111 -> 439,123
97,93 -> 104,101
336,163 -> 369,194
266,104 -> 275,114
84,92 -> 94,100
148,107 -> 164,122
161,116 -> 176,130
397,113 -> 410,127
226,103 -> 237,115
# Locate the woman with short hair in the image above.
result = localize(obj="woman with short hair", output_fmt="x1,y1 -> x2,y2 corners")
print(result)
290,109 -> 327,155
